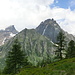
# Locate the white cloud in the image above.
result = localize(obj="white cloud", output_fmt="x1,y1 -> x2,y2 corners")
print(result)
0,0 -> 75,35
0,0 -> 54,31
52,7 -> 75,35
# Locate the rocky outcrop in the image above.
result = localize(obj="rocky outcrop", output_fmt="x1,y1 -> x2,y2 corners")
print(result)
36,19 -> 75,43
0,25 -> 18,46
5,25 -> 18,34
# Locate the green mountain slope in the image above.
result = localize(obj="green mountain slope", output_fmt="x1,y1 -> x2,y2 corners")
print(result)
0,29 -> 56,69
16,58 -> 75,75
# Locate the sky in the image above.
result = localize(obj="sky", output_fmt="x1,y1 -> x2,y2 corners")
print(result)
0,0 -> 75,35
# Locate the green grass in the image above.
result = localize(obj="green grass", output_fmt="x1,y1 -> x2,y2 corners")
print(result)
16,58 -> 75,75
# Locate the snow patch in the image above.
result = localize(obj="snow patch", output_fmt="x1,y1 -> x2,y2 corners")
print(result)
54,24 -> 57,26
55,44 -> 59,46
2,38 -> 6,45
51,40 -> 58,46
42,25 -> 48,35
10,33 -> 16,37
51,41 -> 54,44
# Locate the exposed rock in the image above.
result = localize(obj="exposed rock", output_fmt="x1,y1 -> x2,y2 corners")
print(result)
5,25 -> 18,34
0,25 -> 18,46
36,19 -> 75,43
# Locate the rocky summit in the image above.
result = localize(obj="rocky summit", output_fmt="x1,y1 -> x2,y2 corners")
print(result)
0,25 -> 18,46
5,25 -> 18,34
36,19 -> 75,43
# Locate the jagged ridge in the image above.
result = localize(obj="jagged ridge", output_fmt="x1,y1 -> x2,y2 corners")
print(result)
36,19 -> 75,43
0,25 -> 18,46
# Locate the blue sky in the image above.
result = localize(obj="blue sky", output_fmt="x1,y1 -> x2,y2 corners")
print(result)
51,0 -> 75,10
50,0 -> 75,34
0,0 -> 75,35
52,0 -> 69,9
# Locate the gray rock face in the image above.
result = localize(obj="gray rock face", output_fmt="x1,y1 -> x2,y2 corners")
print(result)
36,19 -> 61,43
36,19 -> 75,43
0,25 -> 18,46
5,25 -> 18,34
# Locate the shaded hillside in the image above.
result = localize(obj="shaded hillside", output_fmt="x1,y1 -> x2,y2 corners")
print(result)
17,58 -> 75,75
0,28 -> 56,69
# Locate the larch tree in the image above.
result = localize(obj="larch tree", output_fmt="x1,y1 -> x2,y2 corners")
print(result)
66,40 -> 75,58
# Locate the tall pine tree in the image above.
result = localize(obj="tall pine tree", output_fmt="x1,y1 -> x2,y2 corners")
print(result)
66,40 -> 75,58
3,39 -> 28,74
55,31 -> 66,60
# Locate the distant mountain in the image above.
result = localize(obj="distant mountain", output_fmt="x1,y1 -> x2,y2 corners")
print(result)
0,25 -> 18,46
36,19 -> 75,43
5,25 -> 18,34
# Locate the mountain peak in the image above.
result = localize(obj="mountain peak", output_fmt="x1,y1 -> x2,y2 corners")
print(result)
5,25 -> 18,34
36,19 -> 61,43
36,19 -> 75,43
44,18 -> 59,27
0,25 -> 18,46
44,18 -> 53,22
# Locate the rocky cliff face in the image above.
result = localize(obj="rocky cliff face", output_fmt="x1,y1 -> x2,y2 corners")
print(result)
36,19 -> 75,43
5,25 -> 18,34
36,19 -> 61,43
0,25 -> 18,46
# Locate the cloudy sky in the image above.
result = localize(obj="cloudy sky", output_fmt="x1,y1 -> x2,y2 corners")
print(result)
0,0 -> 75,35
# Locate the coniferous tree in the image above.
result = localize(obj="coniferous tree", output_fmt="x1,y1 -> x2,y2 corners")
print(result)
55,31 -> 66,60
37,55 -> 51,67
66,40 -> 75,58
3,39 -> 28,74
